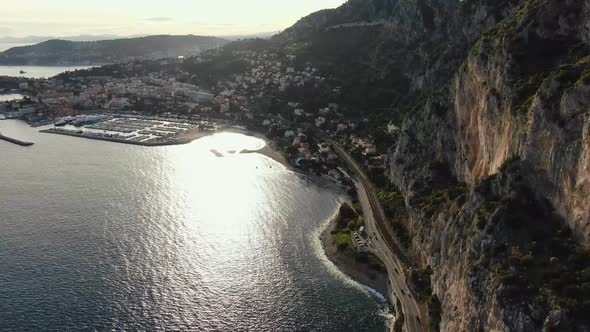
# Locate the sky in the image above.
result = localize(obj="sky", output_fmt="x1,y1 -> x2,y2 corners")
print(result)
0,0 -> 347,39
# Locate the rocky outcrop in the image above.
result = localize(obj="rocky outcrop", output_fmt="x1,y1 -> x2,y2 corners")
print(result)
385,0 -> 590,330
397,158 -> 590,331
389,0 -> 590,240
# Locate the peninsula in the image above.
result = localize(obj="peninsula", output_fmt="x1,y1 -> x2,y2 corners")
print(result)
0,35 -> 229,66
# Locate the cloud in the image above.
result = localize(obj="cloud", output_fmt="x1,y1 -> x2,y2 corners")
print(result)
145,17 -> 173,22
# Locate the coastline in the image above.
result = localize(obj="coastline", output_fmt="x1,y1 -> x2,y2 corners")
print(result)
221,126 -> 290,167
230,123 -> 391,305
240,142 -> 289,167
319,205 -> 389,298
170,126 -> 218,145
38,123 -> 289,166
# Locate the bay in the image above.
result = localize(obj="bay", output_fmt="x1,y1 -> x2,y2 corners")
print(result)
0,120 -> 388,331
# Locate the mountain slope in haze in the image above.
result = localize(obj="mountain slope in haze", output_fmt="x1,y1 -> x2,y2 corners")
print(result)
193,0 -> 590,330
0,35 -> 229,66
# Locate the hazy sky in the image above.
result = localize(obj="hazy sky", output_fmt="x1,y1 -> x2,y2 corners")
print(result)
0,0 -> 347,38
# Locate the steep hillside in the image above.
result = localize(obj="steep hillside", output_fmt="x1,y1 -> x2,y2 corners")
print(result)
0,35 -> 228,66
275,0 -> 523,114
272,0 -> 590,330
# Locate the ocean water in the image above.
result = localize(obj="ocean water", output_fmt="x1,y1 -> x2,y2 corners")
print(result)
0,65 -> 93,79
0,120 -> 388,331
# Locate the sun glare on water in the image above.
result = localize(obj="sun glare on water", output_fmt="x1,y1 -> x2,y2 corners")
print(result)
167,132 -> 272,238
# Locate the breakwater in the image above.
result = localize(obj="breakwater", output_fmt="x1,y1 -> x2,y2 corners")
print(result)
0,132 -> 34,146
39,128 -> 178,146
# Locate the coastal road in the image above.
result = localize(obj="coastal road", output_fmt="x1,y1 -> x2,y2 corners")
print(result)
325,136 -> 424,332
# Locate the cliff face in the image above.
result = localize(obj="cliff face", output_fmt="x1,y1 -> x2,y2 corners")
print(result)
390,0 -> 590,237
390,0 -> 590,243
277,0 -> 590,330
385,0 -> 590,330
452,0 -> 590,240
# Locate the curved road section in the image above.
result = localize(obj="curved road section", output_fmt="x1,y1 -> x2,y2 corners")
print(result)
327,138 -> 424,332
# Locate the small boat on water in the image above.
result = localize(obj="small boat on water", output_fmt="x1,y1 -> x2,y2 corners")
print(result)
19,70 -> 26,74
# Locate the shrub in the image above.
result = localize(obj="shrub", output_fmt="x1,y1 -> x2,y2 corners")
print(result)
367,253 -> 386,271
333,234 -> 350,251
578,71 -> 590,86
346,220 -> 356,230
339,203 -> 357,219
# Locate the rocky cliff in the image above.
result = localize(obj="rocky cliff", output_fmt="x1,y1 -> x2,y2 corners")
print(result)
388,0 -> 590,330
277,0 -> 590,330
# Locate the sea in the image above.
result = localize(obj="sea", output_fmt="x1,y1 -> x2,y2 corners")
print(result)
0,43 -> 93,79
0,120 -> 389,331
0,65 -> 94,79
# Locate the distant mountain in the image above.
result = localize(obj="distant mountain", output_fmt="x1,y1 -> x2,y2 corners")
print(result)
0,35 -> 229,66
221,31 -> 280,41
0,35 -> 129,43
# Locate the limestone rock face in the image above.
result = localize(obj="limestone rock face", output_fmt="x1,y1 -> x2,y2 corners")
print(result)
384,0 -> 589,220
443,0 -> 590,242
383,0 -> 590,330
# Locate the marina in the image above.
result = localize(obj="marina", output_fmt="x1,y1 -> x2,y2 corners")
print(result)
0,65 -> 95,78
41,115 -> 217,146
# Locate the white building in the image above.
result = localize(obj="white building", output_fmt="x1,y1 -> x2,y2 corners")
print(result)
315,117 -> 326,127
336,123 -> 348,132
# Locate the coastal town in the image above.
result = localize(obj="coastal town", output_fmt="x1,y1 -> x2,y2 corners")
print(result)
0,46 -> 409,328
0,47 -> 392,189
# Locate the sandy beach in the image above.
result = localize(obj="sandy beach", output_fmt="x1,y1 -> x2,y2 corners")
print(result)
220,127 -> 289,166
174,127 -> 217,144
240,143 -> 289,166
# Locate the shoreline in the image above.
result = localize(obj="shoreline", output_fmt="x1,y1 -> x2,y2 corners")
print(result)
38,123 -> 289,166
319,205 -> 390,299
219,126 -> 290,167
